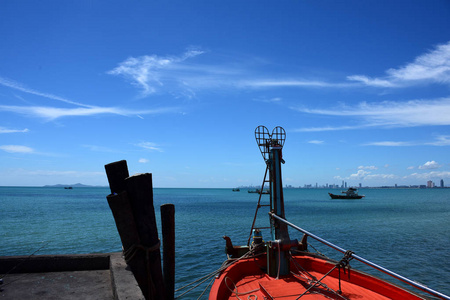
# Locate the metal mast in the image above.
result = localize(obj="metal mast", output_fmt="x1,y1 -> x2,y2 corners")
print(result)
253,126 -> 290,277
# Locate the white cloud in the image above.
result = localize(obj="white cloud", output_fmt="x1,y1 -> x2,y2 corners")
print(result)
136,142 -> 163,152
358,166 -> 378,170
307,140 -> 324,145
293,97 -> 450,131
348,41 -> 450,87
426,135 -> 450,146
406,171 -> 450,180
0,145 -> 34,153
350,169 -> 371,179
107,49 -> 205,96
82,145 -> 118,153
363,141 -> 415,147
335,169 -> 398,181
0,105 -> 179,121
418,161 -> 441,170
294,124 -> 373,132
253,97 -> 282,103
139,158 -> 149,163
0,76 -> 93,107
0,127 -> 29,134
346,75 -> 397,88
243,79 -> 350,88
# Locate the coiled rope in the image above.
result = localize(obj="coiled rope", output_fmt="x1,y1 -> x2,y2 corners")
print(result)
224,276 -> 259,300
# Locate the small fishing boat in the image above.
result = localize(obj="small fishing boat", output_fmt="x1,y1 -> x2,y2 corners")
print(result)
232,188 -> 240,192
329,188 -> 364,199
248,189 -> 270,194
208,126 -> 449,300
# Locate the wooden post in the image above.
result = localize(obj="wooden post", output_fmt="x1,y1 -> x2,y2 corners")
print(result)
161,204 -> 175,300
105,160 -> 129,194
125,173 -> 165,300
107,191 -> 150,296
106,191 -> 140,252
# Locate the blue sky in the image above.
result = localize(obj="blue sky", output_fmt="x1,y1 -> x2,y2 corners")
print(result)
1,1 -> 450,187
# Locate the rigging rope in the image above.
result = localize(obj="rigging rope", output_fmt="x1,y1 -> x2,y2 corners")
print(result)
175,244 -> 265,299
289,251 -> 350,300
0,241 -> 50,290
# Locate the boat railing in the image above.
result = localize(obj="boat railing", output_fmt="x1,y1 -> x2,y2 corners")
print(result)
269,212 -> 450,300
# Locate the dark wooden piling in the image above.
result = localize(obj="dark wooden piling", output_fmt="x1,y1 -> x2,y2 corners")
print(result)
105,160 -> 129,194
106,192 -> 140,252
161,204 -> 175,300
125,173 -> 165,300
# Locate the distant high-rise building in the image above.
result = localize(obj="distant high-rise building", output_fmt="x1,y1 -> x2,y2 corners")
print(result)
427,180 -> 434,188
440,179 -> 444,188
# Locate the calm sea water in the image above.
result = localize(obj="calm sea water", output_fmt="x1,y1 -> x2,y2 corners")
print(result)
1,187 -> 449,298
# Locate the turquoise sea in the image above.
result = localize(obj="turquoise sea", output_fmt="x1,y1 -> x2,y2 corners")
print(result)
1,186 -> 449,299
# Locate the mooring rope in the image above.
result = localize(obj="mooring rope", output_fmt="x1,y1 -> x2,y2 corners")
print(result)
122,240 -> 161,299
123,240 -> 161,263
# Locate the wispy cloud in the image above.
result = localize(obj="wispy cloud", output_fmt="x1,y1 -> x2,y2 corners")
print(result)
426,135 -> 450,146
82,145 -> 120,153
363,135 -> 450,147
242,79 -> 351,88
0,105 -> 179,121
363,141 -> 415,147
348,41 -> 450,87
107,49 -> 206,97
0,77 -> 180,120
0,145 -> 34,153
107,42 -> 450,97
136,142 -> 163,152
292,97 -> 450,131
253,97 -> 282,103
406,171 -> 450,180
0,127 -> 29,134
295,124 -> 376,132
0,77 -> 93,107
307,140 -> 324,145
139,158 -> 149,163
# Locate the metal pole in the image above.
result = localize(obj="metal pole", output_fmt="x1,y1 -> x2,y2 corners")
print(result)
269,213 -> 450,300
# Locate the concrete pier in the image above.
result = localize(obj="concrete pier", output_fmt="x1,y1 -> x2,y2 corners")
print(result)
0,252 -> 144,300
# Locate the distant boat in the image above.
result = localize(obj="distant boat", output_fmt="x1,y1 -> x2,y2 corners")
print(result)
329,187 -> 364,199
232,188 -> 240,192
64,187 -> 73,189
248,189 -> 269,194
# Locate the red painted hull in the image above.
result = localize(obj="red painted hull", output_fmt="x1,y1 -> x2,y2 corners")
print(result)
209,254 -> 425,300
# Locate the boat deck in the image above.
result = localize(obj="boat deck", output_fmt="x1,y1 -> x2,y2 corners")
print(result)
224,273 -> 397,300
210,256 -> 425,300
